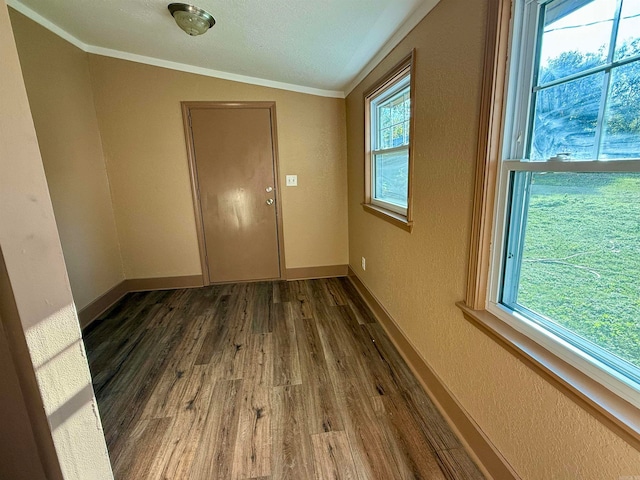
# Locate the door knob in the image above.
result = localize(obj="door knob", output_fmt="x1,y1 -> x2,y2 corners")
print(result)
266,198 -> 274,206
266,186 -> 273,193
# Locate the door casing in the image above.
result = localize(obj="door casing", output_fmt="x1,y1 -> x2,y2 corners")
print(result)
181,101 -> 287,285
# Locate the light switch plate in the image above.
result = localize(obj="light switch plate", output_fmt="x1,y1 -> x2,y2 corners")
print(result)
286,175 -> 298,186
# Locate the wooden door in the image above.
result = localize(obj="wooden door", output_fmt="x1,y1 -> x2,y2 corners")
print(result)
186,103 -> 283,283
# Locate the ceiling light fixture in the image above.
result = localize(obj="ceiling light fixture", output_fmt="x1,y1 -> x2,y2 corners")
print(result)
168,3 -> 215,36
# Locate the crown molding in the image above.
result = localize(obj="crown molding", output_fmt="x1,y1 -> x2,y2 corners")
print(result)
343,0 -> 440,95
85,45 -> 345,98
6,0 -> 345,99
7,0 -> 87,50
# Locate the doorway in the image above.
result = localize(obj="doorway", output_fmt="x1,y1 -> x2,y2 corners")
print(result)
182,102 -> 286,284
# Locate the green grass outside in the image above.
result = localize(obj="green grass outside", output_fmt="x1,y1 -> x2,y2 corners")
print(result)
517,172 -> 640,368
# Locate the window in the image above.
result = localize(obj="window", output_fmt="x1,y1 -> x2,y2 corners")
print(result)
491,0 -> 640,406
363,52 -> 415,231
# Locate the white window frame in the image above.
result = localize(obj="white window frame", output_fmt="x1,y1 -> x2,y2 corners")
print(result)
363,51 -> 415,232
487,0 -> 640,408
369,74 -> 411,216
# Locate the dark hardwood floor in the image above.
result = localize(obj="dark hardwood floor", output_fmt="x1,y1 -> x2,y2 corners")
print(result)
83,278 -> 484,479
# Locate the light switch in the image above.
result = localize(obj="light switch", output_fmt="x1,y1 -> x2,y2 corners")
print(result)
286,175 -> 298,187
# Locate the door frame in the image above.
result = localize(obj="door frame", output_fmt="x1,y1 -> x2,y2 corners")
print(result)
181,101 -> 287,285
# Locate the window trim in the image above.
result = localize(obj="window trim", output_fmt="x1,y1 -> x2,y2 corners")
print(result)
363,50 -> 416,232
460,0 -> 640,452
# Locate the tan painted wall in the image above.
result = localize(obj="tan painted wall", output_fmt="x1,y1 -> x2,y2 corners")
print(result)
0,312 -> 47,480
0,1 -> 113,478
9,11 -> 124,311
346,0 -> 640,478
87,55 -> 348,279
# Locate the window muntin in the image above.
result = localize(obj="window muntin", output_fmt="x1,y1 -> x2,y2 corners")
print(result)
528,0 -> 640,161
368,72 -> 411,215
493,0 -> 640,403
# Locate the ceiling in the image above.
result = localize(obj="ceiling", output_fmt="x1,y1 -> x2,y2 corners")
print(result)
8,0 -> 440,97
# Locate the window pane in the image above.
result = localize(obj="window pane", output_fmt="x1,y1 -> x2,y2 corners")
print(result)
614,0 -> 640,61
602,63 -> 640,159
379,127 -> 393,150
514,171 -> 640,369
530,73 -> 604,160
374,150 -> 408,208
375,86 -> 410,150
379,105 -> 392,129
537,0 -> 616,85
391,119 -> 407,147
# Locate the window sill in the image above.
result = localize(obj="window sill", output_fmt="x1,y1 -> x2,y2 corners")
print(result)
456,301 -> 640,452
362,203 -> 413,232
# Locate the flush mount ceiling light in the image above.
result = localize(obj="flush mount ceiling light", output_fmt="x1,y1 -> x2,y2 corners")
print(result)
168,3 -> 215,36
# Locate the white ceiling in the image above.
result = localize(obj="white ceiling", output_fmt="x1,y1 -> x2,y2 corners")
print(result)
8,0 -> 440,97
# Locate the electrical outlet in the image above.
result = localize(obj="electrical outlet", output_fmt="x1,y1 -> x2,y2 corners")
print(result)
361,257 -> 366,270
286,175 -> 298,186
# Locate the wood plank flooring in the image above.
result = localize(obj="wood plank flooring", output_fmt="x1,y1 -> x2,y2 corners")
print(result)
83,278 -> 484,480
